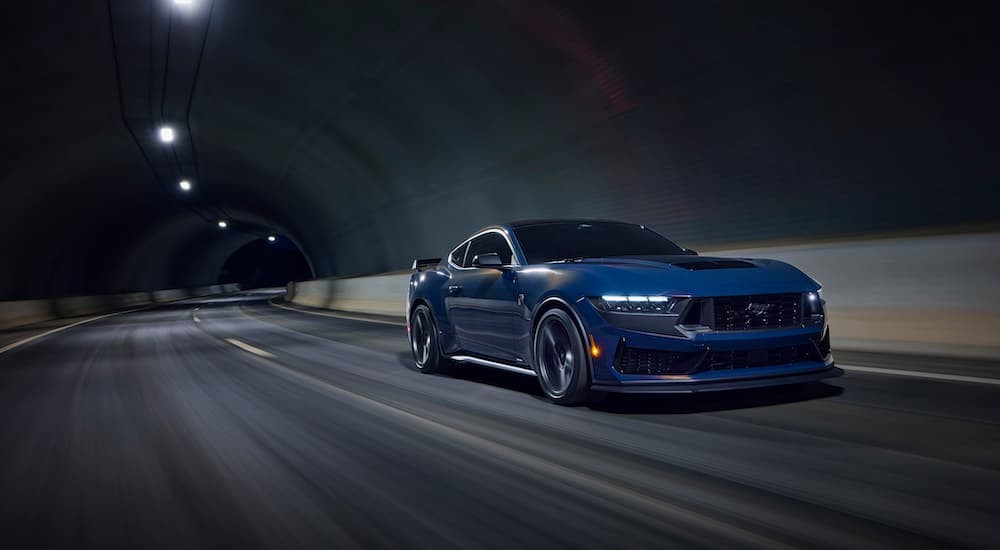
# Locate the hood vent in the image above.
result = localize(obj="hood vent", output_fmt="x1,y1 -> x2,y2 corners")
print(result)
673,260 -> 756,271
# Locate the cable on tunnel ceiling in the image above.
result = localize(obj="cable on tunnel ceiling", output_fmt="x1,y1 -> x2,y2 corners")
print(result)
147,0 -> 154,131
159,8 -> 191,190
106,0 -> 280,242
146,0 -> 195,215
180,0 -> 234,222
157,0 -> 239,225
159,7 -> 172,125
184,0 -> 214,208
106,0 -> 214,225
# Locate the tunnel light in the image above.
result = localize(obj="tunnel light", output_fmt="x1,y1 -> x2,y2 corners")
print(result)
267,235 -> 277,243
158,126 -> 175,143
217,220 -> 228,229
178,179 -> 192,192
173,0 -> 194,5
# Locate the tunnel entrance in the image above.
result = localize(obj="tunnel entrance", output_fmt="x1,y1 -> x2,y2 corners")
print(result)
218,237 -> 313,290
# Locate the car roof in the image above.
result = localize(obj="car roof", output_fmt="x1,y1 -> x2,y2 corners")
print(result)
505,218 -> 637,229
462,219 -> 644,244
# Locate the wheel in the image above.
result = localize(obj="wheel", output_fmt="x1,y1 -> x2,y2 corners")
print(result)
534,308 -> 595,405
409,304 -> 452,374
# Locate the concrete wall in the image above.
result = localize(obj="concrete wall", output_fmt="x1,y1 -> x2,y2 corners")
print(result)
287,233 -> 1000,359
287,273 -> 409,318
712,233 -> 1000,359
0,284 -> 241,330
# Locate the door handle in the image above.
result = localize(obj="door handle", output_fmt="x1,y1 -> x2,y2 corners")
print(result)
448,285 -> 463,295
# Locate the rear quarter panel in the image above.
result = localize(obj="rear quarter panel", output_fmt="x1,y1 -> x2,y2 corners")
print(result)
409,264 -> 460,353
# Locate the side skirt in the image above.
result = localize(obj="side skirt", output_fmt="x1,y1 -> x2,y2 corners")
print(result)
446,355 -> 537,377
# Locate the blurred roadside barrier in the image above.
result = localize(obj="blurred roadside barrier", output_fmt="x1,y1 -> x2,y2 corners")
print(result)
0,284 -> 241,330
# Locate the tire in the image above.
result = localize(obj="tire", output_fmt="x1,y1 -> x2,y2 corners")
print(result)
533,308 -> 595,405
409,304 -> 452,374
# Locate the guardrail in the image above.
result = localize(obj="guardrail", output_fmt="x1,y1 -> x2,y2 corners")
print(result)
0,283 -> 241,330
286,233 -> 1000,359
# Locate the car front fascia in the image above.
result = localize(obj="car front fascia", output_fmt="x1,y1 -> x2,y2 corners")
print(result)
573,293 -> 840,392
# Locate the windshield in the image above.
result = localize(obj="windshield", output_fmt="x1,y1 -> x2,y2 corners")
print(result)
514,222 -> 686,264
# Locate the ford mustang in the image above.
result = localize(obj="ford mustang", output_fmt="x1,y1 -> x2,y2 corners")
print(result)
407,220 -> 841,405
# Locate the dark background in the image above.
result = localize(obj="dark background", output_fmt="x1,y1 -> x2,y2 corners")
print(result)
218,237 -> 311,290
2,1 -> 997,299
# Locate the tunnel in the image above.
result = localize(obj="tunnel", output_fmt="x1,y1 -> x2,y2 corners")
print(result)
2,2 -> 999,549
218,236 -> 312,289
2,1 -> 996,300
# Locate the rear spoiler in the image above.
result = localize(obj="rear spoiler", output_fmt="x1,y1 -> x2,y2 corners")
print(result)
411,257 -> 442,271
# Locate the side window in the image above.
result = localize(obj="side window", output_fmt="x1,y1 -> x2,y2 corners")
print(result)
449,242 -> 468,267
466,232 -> 514,267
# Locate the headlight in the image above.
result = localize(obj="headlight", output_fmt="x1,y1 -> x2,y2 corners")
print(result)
804,289 -> 825,325
589,295 -> 681,314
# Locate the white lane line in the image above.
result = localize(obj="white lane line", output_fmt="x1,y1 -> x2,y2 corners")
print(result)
0,308 -> 146,356
225,338 -> 275,358
268,297 -> 405,327
839,364 -> 1000,386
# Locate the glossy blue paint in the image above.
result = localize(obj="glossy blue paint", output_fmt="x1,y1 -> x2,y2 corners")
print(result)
408,220 -> 841,394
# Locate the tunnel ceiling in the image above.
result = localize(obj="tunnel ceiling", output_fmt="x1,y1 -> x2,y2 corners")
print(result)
2,1 -> 997,300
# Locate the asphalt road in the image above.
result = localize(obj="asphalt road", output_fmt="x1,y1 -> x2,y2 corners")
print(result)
1,291 -> 998,549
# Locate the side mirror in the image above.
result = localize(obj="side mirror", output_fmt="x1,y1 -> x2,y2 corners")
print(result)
472,252 -> 504,268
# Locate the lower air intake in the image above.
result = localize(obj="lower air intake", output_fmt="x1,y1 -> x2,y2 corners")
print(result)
615,347 -> 700,375
614,341 -> 824,375
703,343 -> 816,371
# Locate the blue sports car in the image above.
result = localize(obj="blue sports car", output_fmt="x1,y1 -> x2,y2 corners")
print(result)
407,220 -> 841,405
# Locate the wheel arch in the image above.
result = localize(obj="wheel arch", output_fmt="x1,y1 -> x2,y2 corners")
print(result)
530,296 -> 593,376
407,296 -> 430,327
409,296 -> 431,313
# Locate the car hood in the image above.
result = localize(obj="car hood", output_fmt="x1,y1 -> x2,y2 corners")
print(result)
550,256 -> 820,297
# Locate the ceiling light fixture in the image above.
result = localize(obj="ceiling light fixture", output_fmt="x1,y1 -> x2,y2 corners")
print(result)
178,179 -> 192,192
158,126 -> 175,143
218,220 -> 228,229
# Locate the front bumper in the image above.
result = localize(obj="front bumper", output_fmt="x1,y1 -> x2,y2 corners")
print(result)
592,362 -> 842,394
579,298 -> 840,392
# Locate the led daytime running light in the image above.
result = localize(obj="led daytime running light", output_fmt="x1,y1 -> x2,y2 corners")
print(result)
593,295 -> 679,314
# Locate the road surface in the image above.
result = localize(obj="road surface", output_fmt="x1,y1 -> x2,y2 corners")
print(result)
0,291 -> 997,549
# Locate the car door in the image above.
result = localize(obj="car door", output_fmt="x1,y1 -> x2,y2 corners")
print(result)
438,240 -> 469,355
447,231 -> 521,362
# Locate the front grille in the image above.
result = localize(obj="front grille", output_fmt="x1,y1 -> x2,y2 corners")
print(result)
614,341 -> 822,375
712,293 -> 801,330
